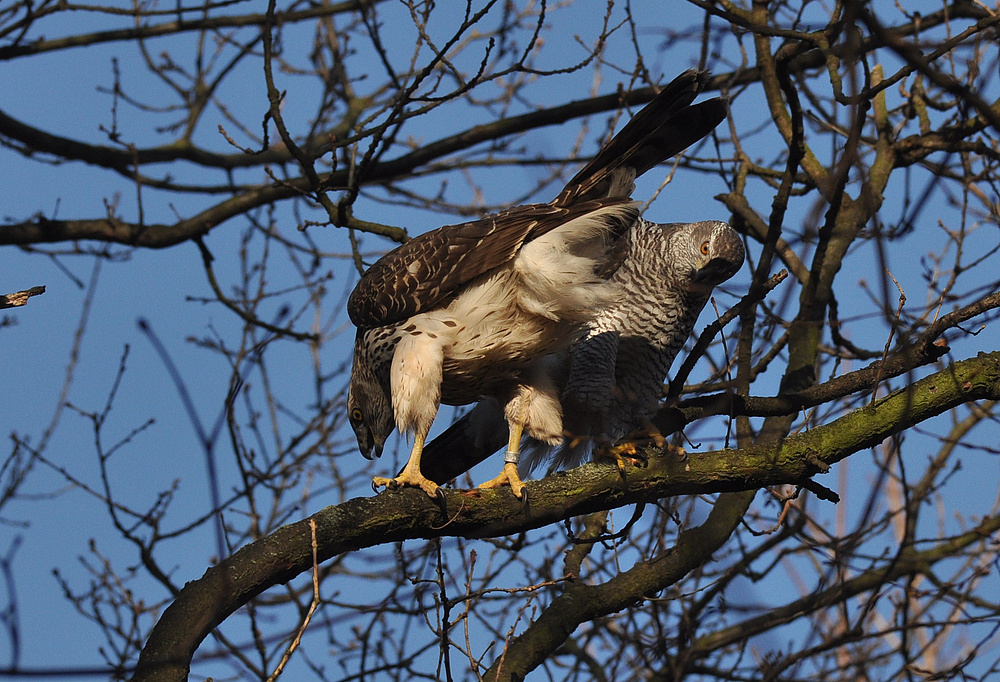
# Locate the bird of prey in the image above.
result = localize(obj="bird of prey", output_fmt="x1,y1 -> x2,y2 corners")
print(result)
417,218 -> 744,485
347,71 -> 727,501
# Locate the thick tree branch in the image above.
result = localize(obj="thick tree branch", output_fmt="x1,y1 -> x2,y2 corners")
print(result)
1,181 -> 303,248
0,107 -> 290,171
132,350 -> 1000,681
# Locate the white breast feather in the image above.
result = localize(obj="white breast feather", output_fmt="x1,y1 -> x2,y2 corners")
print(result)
389,203 -> 634,432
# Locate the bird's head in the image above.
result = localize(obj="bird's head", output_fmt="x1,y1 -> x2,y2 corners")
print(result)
688,220 -> 745,287
347,340 -> 396,461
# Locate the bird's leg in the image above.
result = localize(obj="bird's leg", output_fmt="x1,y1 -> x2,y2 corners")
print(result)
372,431 -> 441,499
478,416 -> 527,500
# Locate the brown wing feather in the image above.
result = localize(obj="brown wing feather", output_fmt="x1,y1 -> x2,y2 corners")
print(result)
347,197 -> 634,328
348,71 -> 727,329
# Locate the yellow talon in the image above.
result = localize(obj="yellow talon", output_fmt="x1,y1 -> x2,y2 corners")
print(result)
598,441 -> 640,476
477,462 -> 526,499
372,432 -> 441,498
373,473 -> 440,498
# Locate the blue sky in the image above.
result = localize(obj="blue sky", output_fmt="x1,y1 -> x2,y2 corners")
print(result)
2,1 -> 999,678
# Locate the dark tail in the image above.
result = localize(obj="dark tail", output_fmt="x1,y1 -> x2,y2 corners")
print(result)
417,400 -> 509,485
555,70 -> 727,206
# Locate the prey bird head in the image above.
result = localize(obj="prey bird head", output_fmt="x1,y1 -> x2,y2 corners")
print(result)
347,331 -> 395,460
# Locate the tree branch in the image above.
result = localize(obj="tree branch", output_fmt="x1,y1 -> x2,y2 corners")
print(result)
0,2 -> 380,60
681,289 -> 1000,420
132,350 -> 1000,681
485,490 -> 757,681
0,285 -> 44,309
685,511 -> 1000,658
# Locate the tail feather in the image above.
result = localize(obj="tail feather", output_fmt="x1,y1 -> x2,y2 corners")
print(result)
418,400 -> 508,485
556,71 -> 727,205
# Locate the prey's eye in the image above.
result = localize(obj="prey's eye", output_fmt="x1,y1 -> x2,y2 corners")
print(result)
350,407 -> 364,423
700,241 -> 711,256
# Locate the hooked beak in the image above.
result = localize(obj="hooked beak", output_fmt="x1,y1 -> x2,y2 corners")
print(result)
692,257 -> 734,284
359,429 -> 385,461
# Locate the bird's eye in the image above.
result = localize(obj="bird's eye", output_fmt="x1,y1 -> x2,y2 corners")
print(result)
700,241 -> 711,255
350,407 -> 364,423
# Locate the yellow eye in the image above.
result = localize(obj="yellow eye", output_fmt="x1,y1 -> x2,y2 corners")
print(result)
700,241 -> 711,256
350,408 -> 363,422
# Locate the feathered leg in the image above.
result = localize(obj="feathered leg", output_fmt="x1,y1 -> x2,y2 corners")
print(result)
478,385 -> 541,500
373,329 -> 446,500
477,375 -> 561,500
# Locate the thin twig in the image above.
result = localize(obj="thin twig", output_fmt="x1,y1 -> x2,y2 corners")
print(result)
266,519 -> 320,682
871,268 -> 906,404
0,285 -> 45,309
669,269 -> 788,397
743,486 -> 801,536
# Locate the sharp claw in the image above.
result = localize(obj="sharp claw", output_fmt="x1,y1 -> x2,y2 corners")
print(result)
435,487 -> 448,516
519,487 -> 529,512
372,479 -> 379,494
633,449 -> 649,468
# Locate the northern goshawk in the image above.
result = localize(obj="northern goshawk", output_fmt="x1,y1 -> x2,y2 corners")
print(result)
417,218 -> 744,485
347,71 -> 726,500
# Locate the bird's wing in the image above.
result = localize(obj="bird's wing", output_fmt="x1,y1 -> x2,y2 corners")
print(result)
347,197 -> 634,329
348,72 -> 726,329
556,71 -> 727,206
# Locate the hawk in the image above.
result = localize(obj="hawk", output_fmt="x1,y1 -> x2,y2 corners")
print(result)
347,71 -> 727,501
417,218 -> 745,485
